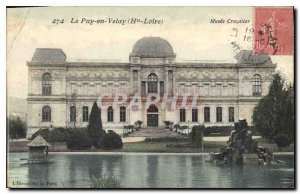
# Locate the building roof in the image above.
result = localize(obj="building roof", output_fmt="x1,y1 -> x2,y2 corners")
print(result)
31,48 -> 66,63
27,135 -> 52,147
130,37 -> 175,58
235,50 -> 271,65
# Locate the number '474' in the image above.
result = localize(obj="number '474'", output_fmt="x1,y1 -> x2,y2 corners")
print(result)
52,19 -> 65,25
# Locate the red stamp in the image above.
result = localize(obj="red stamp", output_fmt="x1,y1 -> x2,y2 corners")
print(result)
254,7 -> 294,55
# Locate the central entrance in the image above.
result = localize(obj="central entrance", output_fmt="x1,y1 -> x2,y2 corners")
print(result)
147,105 -> 159,127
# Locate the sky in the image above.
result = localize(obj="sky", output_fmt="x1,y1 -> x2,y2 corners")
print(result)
7,7 -> 294,99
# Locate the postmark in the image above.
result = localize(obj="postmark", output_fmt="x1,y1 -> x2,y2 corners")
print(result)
254,7 -> 294,55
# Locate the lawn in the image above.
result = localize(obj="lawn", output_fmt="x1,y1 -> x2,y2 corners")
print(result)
119,141 -> 224,153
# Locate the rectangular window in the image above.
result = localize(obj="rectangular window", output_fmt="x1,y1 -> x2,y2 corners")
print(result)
216,107 -> 222,122
180,108 -> 186,122
229,107 -> 234,122
120,107 -> 126,122
141,81 -> 146,96
204,107 -> 210,122
82,106 -> 89,122
160,81 -> 164,96
192,108 -> 198,122
108,107 -> 114,122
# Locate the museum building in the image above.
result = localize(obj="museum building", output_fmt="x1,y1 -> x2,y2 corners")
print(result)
26,37 -> 276,137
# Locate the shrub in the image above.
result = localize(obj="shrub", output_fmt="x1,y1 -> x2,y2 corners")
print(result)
163,121 -> 171,129
135,120 -> 143,129
31,127 -> 70,142
48,127 -> 70,142
173,124 -> 180,132
145,136 -> 188,142
190,125 -> 204,148
97,130 -> 123,149
31,128 -> 50,141
66,128 -> 93,150
8,116 -> 27,139
203,126 -> 234,136
90,174 -> 122,188
273,134 -> 290,148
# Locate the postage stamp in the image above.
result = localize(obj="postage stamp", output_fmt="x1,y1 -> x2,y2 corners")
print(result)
254,7 -> 294,55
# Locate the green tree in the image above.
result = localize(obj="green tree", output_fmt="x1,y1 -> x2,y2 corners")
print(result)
87,102 -> 106,146
190,125 -> 204,148
252,73 -> 294,141
8,116 -> 27,139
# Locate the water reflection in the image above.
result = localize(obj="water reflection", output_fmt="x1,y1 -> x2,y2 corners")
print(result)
27,163 -> 50,188
146,155 -> 158,188
8,153 -> 294,188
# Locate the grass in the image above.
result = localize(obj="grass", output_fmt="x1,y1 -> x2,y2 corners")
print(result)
120,141 -> 223,153
67,139 -> 294,153
90,174 -> 122,188
255,137 -> 294,152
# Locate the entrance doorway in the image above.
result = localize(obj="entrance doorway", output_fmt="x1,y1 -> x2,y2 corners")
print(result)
147,105 -> 159,127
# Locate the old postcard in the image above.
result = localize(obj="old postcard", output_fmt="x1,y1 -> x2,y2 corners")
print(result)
6,6 -> 295,189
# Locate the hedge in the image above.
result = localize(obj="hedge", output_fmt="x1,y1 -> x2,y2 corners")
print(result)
66,128 -> 93,150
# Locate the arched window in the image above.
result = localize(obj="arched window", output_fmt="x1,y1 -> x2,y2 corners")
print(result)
70,106 -> 76,122
42,73 -> 52,95
82,106 -> 89,122
252,74 -> 262,96
147,105 -> 158,113
108,106 -> 114,122
42,105 -> 51,122
120,106 -> 126,122
148,73 -> 158,93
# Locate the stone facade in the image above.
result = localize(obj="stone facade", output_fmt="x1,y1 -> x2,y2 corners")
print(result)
26,37 -> 276,137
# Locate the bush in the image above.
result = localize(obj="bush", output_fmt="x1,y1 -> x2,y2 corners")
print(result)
173,124 -> 180,132
48,127 -> 71,142
145,136 -> 188,142
31,128 -> 50,141
203,126 -> 234,136
135,120 -> 143,129
8,116 -> 27,139
163,121 -> 171,129
66,128 -> 93,150
273,134 -> 290,148
97,130 -> 123,149
31,127 -> 70,142
190,125 -> 204,148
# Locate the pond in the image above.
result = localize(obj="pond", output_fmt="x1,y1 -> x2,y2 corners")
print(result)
7,152 -> 294,188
